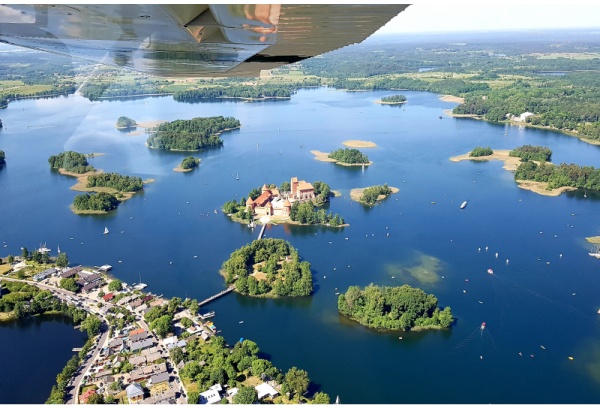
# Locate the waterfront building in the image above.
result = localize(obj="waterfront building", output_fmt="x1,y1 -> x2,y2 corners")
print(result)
246,177 -> 314,218
255,383 -> 279,400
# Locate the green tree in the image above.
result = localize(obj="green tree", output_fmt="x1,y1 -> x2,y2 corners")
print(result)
150,315 -> 173,338
7,254 -> 14,264
21,247 -> 29,260
80,314 -> 102,337
108,279 -> 123,292
116,116 -> 136,128
13,301 -> 26,319
56,252 -> 68,268
187,391 -> 200,404
60,277 -> 79,293
86,393 -> 104,404
285,367 -> 310,402
312,392 -> 331,404
105,395 -> 116,404
180,317 -> 193,329
233,386 -> 258,404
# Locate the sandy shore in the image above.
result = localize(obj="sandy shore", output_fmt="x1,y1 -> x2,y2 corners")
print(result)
136,120 -> 166,129
374,99 -> 407,105
449,150 -> 521,171
331,190 -> 342,197
450,151 -> 578,196
173,166 -> 194,173
350,186 -> 399,204
342,140 -> 377,148
586,236 -> 600,244
439,95 -> 465,104
443,109 -> 479,118
311,150 -> 373,166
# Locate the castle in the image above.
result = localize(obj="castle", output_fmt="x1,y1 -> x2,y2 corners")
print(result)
246,177 -> 315,218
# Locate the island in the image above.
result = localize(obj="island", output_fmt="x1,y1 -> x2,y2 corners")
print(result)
222,177 -> 346,227
350,184 -> 399,205
375,94 -> 407,105
49,151 -> 153,214
146,116 -> 240,151
450,145 -> 592,196
173,156 -> 200,173
337,284 -> 453,331
221,238 -> 313,298
115,116 -> 136,129
342,140 -> 377,148
586,237 -> 600,244
49,151 -> 95,174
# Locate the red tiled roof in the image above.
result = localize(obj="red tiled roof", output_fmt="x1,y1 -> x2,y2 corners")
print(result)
102,293 -> 115,301
254,191 -> 271,207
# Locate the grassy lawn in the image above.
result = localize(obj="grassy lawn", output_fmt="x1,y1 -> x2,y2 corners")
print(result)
0,265 -> 13,275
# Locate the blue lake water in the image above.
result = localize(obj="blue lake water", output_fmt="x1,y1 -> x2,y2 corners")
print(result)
0,315 -> 87,404
1,88 -> 600,403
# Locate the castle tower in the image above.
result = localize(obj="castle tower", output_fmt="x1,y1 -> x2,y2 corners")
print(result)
246,196 -> 255,211
291,177 -> 299,198
283,198 -> 291,216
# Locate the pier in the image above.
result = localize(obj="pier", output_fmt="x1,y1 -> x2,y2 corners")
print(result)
258,223 -> 267,240
198,286 -> 235,307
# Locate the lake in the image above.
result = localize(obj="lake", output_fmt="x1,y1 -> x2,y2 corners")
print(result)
1,88 -> 600,403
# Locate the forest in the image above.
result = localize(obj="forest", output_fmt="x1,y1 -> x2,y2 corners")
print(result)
146,116 -> 240,151
360,184 -> 393,206
337,284 -> 453,331
329,148 -> 369,165
222,238 -> 313,298
180,156 -> 200,170
469,147 -> 493,157
381,94 -> 407,103
87,173 -> 144,192
514,161 -> 600,191
72,192 -> 120,212
48,151 -> 95,174
289,202 -> 345,226
509,145 -> 552,162
115,116 -> 136,128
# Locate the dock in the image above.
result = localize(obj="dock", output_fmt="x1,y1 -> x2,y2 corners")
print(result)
198,286 -> 235,307
258,224 -> 266,240
72,347 -> 83,352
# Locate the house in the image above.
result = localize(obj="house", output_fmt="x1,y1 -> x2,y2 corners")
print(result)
145,352 -> 162,363
108,338 -> 125,352
126,383 -> 144,404
79,389 -> 97,404
81,282 -> 100,293
129,355 -> 147,367
130,299 -> 144,309
149,372 -> 170,395
290,177 -> 315,201
129,330 -> 150,342
33,268 -> 57,281
199,384 -> 223,404
142,388 -> 177,404
102,292 -> 115,302
255,383 -> 279,400
130,338 -> 154,351
60,266 -> 82,278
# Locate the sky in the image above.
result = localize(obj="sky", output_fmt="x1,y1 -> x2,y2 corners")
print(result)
374,1 -> 600,34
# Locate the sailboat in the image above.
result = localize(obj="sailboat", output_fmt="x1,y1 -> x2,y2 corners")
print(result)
236,173 -> 239,180
362,163 -> 365,173
335,396 -> 340,405
57,244 -> 61,254
103,226 -> 109,235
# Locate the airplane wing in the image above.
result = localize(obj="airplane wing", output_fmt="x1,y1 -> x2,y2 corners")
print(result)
0,4 -> 408,77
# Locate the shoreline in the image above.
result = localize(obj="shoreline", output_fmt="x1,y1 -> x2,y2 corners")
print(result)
342,140 -> 377,148
586,236 -> 600,244
350,186 -> 400,204
439,95 -> 465,104
449,151 -> 578,196
310,150 -> 373,166
173,166 -> 195,173
374,99 -> 407,105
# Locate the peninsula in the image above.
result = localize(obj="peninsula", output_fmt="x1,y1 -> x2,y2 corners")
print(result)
221,238 -> 313,298
350,184 -> 399,205
337,284 -> 453,331
222,177 -> 346,227
450,145 -> 589,197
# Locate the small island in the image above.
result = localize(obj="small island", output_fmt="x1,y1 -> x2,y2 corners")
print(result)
49,151 -> 95,174
115,116 -> 136,129
173,156 -> 200,173
375,94 -> 407,105
222,177 -> 346,227
342,140 -> 377,148
586,236 -> 600,244
72,192 -> 120,214
350,184 -> 399,205
337,284 -> 453,331
221,238 -> 313,298
146,116 -> 240,151
311,148 -> 372,166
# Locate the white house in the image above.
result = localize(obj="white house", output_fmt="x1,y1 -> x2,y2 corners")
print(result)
199,384 -> 223,404
255,383 -> 279,400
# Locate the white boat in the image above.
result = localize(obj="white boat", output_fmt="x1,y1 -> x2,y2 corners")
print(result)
236,173 -> 239,180
487,268 -> 494,274
589,247 -> 600,259
103,226 -> 109,235
460,201 -> 468,209
133,283 -> 147,290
